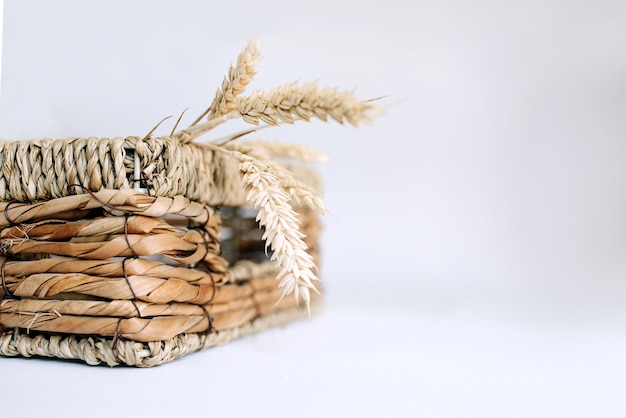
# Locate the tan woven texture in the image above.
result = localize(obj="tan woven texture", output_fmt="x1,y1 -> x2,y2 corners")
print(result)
0,135 -> 320,205
0,136 -> 246,206
0,136 -> 322,367
0,302 -> 320,367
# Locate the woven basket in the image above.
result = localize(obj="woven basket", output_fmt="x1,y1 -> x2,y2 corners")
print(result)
0,41 -> 378,367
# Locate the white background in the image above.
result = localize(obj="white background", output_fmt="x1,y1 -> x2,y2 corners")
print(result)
2,1 -> 626,417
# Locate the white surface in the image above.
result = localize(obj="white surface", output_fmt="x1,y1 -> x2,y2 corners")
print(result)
2,1 -> 626,417
3,300 -> 626,417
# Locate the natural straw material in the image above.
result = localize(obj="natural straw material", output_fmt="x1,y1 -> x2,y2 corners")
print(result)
0,39 -> 379,366
0,270 -> 314,342
1,301 -> 320,367
0,137 -> 245,205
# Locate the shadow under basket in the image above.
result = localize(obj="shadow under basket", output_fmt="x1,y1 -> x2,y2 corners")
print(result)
0,136 -> 322,367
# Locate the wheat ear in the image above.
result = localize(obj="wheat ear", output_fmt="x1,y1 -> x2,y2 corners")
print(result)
224,142 -> 326,214
237,81 -> 382,127
189,39 -> 262,127
190,141 -> 322,308
176,83 -> 381,142
176,41 -> 381,142
234,150 -> 320,308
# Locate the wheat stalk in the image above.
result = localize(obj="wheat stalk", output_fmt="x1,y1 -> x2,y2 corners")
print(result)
174,40 -> 383,308
224,142 -> 326,214
176,83 -> 381,142
189,39 -> 262,128
190,141 -> 322,308
176,40 -> 381,142
234,151 -> 320,309
237,81 -> 381,127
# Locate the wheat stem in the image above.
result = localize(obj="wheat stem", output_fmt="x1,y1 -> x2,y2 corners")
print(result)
175,112 -> 238,143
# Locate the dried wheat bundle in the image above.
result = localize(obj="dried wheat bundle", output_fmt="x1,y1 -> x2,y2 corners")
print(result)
177,40 -> 380,143
174,40 -> 381,308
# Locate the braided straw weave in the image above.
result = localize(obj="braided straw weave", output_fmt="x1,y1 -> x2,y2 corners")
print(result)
0,40 -> 378,367
0,137 -> 245,205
